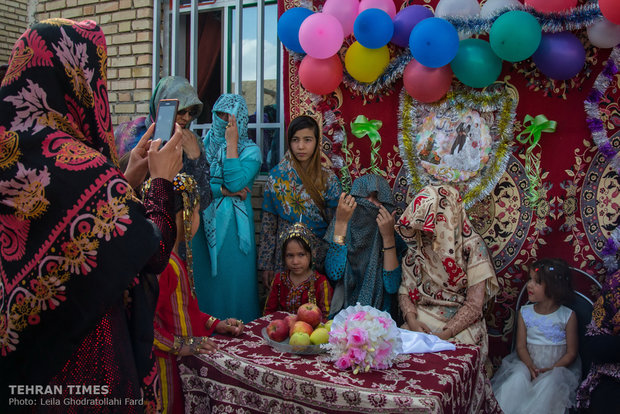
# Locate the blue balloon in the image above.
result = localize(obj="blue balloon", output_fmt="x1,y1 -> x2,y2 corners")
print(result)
392,5 -> 434,48
277,7 -> 314,54
354,8 -> 394,49
409,17 -> 459,68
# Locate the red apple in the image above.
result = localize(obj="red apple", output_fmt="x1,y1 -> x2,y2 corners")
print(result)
284,314 -> 297,332
290,320 -> 313,336
266,319 -> 289,342
297,302 -> 322,328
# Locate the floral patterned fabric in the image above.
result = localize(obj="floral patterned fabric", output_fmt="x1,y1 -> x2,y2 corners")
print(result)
0,19 -> 170,405
179,312 -> 501,413
395,184 -> 499,358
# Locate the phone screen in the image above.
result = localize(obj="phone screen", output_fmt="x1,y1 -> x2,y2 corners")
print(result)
153,99 -> 179,143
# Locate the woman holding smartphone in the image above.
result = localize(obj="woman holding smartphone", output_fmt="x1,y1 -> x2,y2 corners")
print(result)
192,94 -> 262,322
116,76 -> 212,213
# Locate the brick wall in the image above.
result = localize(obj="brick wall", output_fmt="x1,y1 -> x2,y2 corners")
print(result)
33,0 -> 155,127
0,0 -> 29,64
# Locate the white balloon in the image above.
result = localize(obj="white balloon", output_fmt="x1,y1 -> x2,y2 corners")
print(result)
435,0 -> 480,18
480,0 -> 523,18
587,17 -> 620,49
435,0 -> 480,40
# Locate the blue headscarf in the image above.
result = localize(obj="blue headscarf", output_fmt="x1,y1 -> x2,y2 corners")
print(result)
202,94 -> 254,277
325,174 -> 402,312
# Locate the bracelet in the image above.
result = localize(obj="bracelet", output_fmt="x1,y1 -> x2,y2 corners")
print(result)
172,336 -> 183,355
382,245 -> 395,252
184,337 -> 202,355
333,235 -> 346,245
206,315 -> 218,329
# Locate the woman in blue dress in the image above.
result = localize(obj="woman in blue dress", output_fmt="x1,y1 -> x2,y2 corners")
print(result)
193,94 -> 262,322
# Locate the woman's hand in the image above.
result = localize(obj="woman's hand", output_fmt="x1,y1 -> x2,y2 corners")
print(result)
526,363 -> 538,380
376,205 -> 396,240
436,329 -> 452,341
225,114 -> 239,142
405,314 -> 432,334
147,123 -> 184,181
178,337 -> 219,356
180,128 -> 201,160
215,318 -> 244,336
123,124 -> 153,188
222,185 -> 250,201
335,193 -> 356,223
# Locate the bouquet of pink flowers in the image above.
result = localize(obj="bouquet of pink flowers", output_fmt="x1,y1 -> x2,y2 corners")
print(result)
323,304 -> 401,373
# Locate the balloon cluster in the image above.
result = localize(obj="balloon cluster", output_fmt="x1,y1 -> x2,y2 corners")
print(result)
277,0 -> 620,102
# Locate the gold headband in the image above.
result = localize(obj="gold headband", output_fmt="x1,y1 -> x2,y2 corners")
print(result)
279,221 -> 312,247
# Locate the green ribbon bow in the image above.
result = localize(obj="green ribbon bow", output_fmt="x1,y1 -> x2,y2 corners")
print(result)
515,114 -> 557,208
350,115 -> 383,175
516,114 -> 557,147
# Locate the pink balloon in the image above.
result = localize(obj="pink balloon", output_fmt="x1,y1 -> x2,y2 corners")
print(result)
323,0 -> 359,37
403,59 -> 453,103
359,0 -> 397,19
524,0 -> 577,13
299,55 -> 343,95
299,13 -> 344,59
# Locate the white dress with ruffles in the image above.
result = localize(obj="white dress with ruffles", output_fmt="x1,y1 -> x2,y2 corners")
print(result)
491,304 -> 581,414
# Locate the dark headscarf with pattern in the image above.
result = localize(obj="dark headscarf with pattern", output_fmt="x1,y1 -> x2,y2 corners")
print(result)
0,19 -> 159,394
325,174 -> 401,313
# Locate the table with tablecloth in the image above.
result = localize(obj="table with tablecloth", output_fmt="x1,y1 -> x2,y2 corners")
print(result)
179,311 -> 501,413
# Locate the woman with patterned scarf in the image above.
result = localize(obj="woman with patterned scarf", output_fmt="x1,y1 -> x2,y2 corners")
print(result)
0,19 -> 182,412
324,174 -> 405,318
576,269 -> 620,412
395,184 -> 499,359
258,115 -> 341,290
192,94 -> 262,323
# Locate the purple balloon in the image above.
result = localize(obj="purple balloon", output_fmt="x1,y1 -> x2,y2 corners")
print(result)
532,32 -> 585,80
392,5 -> 434,48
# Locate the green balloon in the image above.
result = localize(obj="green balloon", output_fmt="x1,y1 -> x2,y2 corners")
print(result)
490,10 -> 542,62
450,39 -> 503,88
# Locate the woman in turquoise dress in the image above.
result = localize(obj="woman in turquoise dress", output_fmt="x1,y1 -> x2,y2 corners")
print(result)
193,94 -> 262,322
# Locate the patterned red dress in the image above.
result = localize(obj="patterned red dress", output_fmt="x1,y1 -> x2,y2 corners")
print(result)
154,251 -> 220,414
263,270 -> 333,321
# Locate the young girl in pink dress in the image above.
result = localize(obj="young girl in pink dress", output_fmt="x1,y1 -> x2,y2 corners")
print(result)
492,258 -> 581,414
263,223 -> 333,321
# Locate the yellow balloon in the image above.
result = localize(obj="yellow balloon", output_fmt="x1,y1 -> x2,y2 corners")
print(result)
344,42 -> 390,83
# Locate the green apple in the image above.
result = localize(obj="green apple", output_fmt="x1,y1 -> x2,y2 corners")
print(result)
289,332 -> 311,347
310,327 -> 329,345
324,320 -> 333,331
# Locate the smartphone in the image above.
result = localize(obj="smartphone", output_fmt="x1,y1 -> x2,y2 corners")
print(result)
153,99 -> 179,143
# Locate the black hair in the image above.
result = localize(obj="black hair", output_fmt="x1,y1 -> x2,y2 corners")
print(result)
287,115 -> 320,146
281,236 -> 313,268
529,258 -> 574,305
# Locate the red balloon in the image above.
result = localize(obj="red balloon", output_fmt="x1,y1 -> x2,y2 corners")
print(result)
403,60 -> 453,103
600,0 -> 620,25
299,55 -> 343,95
524,0 -> 577,13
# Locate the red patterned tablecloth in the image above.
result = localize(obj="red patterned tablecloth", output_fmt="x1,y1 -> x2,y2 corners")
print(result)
179,312 -> 501,413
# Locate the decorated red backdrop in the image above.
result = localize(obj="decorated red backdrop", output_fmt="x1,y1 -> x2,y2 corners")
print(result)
280,0 -> 619,365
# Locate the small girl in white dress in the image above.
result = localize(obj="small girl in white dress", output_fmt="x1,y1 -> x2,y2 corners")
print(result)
492,258 -> 581,414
